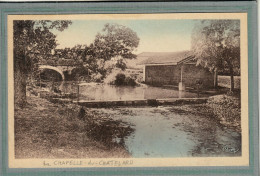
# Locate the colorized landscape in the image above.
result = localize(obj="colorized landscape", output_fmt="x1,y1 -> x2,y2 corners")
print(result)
13,19 -> 241,159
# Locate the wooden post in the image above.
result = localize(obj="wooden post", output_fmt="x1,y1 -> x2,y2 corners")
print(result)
214,68 -> 218,88
77,84 -> 80,102
39,73 -> 41,88
179,65 -> 185,91
180,65 -> 183,83
143,65 -> 146,82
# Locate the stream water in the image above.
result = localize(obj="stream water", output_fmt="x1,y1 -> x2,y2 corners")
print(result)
122,110 -> 195,158
93,107 -> 241,158
54,82 -> 241,158
59,82 -> 207,101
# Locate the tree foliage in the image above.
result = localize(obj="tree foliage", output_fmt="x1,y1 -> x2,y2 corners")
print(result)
191,20 -> 240,91
49,45 -> 86,66
14,20 -> 72,74
88,23 -> 139,77
90,23 -> 139,61
13,20 -> 72,106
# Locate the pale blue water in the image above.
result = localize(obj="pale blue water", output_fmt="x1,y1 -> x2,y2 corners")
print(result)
98,107 -> 196,158
123,112 -> 194,157
95,107 -> 241,158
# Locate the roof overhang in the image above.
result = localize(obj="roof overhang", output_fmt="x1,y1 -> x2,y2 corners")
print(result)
141,63 -> 178,66
138,55 -> 196,66
177,55 -> 196,65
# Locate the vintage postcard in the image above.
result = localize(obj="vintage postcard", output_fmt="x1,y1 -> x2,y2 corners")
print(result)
7,13 -> 249,168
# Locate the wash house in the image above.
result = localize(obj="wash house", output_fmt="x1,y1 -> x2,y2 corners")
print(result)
139,51 -> 217,90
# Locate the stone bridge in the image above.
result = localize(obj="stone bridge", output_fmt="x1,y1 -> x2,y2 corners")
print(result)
39,64 -> 78,80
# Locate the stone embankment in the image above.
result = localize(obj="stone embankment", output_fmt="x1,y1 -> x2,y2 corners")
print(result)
73,98 -> 208,108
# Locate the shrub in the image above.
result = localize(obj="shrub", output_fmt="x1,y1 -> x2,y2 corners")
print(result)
114,73 -> 137,86
125,76 -> 137,86
207,95 -> 241,125
91,73 -> 103,83
70,67 -> 90,81
115,73 -> 126,86
104,70 -> 138,86
103,69 -> 121,84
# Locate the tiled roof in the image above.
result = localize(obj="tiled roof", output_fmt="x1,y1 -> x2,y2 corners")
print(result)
138,50 -> 194,65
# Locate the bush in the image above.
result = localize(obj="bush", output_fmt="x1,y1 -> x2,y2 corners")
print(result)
115,73 -> 126,86
70,67 -> 90,81
104,70 -> 138,86
114,73 -> 137,86
125,76 -> 137,86
207,95 -> 240,126
91,73 -> 103,83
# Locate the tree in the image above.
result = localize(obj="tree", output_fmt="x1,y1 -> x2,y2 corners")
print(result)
13,20 -> 72,106
54,45 -> 86,65
89,23 -> 140,74
191,20 -> 240,91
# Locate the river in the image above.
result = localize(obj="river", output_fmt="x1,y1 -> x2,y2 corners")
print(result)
58,82 -> 208,101
55,81 -> 241,157
92,106 -> 241,158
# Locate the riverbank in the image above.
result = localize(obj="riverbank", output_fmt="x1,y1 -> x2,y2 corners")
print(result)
15,95 -> 132,158
167,99 -> 241,132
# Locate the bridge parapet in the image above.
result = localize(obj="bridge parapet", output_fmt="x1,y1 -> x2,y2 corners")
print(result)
39,65 -> 65,80
38,64 -> 82,80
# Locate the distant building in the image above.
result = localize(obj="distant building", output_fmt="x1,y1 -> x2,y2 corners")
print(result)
138,50 -> 217,89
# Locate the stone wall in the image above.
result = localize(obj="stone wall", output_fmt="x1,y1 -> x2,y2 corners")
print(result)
145,65 -> 179,86
144,64 -> 214,88
182,64 -> 214,88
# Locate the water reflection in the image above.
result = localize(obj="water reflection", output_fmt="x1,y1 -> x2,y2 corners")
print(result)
59,82 -> 204,101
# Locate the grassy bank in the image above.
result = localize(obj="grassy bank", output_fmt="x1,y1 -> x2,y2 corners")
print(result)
168,94 -> 241,132
15,95 -> 132,159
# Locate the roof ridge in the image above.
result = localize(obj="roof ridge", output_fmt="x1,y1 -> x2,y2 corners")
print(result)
138,50 -> 194,65
138,50 -> 191,55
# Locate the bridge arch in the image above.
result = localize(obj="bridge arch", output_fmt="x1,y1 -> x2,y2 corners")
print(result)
39,65 -> 65,81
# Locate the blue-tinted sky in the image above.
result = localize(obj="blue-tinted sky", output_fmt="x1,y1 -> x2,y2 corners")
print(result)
52,19 -> 199,53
